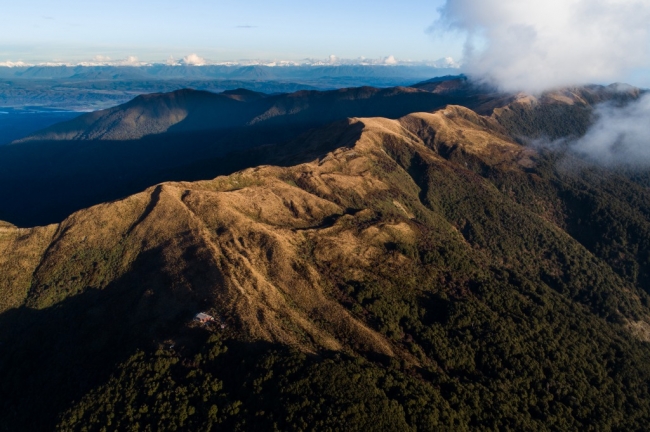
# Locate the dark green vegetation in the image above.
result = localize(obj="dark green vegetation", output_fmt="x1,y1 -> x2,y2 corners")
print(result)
493,86 -> 643,141
56,339 -> 456,431
495,152 -> 650,298
1,84 -> 650,431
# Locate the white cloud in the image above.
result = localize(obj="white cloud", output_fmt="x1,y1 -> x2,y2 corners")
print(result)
435,0 -> 650,93
92,55 -> 111,63
181,54 -> 207,66
431,57 -> 460,68
571,93 -> 650,167
0,61 -> 28,67
75,55 -> 146,66
296,55 -> 458,67
121,56 -> 141,66
0,55 -> 461,69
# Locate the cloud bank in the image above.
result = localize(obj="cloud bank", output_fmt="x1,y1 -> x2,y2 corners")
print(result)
0,55 -> 461,69
0,61 -> 28,67
571,93 -> 650,167
180,54 -> 207,66
435,0 -> 650,93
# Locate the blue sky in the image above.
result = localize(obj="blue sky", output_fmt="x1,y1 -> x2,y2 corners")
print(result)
2,0 -> 648,90
0,0 -> 462,63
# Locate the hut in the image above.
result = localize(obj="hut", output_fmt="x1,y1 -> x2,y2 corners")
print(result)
194,312 -> 214,323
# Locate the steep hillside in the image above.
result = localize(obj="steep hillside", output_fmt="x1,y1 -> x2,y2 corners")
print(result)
1,83 -> 507,227
2,81 -> 637,228
2,106 -> 650,431
14,85 -> 498,144
493,84 -> 643,140
12,89 -> 261,142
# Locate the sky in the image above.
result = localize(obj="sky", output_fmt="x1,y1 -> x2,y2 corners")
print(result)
0,0 -> 461,64
1,0 -> 649,90
436,0 -> 650,92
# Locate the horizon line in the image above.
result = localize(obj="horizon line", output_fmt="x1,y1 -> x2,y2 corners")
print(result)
0,56 -> 461,69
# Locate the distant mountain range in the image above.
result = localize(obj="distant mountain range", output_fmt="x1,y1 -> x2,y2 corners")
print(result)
0,64 -> 459,81
0,65 -> 463,110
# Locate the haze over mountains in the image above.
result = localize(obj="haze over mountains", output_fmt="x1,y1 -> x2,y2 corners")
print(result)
0,63 -> 459,80
2,76 -> 650,430
0,64 -> 460,110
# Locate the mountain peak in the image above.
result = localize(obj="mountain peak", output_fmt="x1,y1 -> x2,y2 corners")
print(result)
221,88 -> 268,101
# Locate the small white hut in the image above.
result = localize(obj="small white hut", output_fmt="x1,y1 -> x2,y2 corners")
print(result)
194,312 -> 215,323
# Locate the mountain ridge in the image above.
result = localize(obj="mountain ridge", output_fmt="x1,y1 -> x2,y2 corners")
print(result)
3,102 -> 650,430
1,80 -> 641,230
13,85 -> 492,144
2,80 -> 515,227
